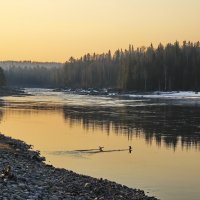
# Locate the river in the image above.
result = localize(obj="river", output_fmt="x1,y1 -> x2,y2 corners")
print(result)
0,88 -> 200,200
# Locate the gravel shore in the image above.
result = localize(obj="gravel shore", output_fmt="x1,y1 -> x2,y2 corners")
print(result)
0,133 -> 158,200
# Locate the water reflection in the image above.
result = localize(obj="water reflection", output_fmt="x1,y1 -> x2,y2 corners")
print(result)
51,147 -> 132,158
1,95 -> 200,150
62,104 -> 200,150
0,109 -> 3,123
1,93 -> 200,200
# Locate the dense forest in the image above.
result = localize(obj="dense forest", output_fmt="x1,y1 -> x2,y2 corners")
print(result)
1,41 -> 200,91
0,67 -> 6,86
0,61 -> 62,87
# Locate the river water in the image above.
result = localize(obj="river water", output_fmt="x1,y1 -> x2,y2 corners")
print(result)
0,88 -> 200,200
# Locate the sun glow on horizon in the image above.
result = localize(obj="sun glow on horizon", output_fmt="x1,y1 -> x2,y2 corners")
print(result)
0,0 -> 200,62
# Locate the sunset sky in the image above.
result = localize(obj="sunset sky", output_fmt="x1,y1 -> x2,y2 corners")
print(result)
0,0 -> 199,62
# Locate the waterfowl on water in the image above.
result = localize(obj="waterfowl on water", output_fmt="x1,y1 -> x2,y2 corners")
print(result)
129,146 -> 132,153
99,146 -> 104,152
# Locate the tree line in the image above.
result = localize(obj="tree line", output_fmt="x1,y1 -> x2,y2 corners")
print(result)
0,67 -> 6,86
62,41 -> 200,91
1,41 -> 200,91
4,66 -> 62,87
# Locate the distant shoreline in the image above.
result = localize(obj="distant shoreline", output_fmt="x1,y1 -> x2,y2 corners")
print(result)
0,87 -> 27,97
0,133 -> 158,199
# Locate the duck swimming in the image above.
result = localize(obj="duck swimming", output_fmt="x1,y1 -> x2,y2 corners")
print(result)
99,146 -> 104,152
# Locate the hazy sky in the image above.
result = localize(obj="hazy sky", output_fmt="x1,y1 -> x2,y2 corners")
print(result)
0,0 -> 199,62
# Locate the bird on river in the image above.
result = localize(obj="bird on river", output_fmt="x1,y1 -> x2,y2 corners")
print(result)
129,146 -> 132,153
99,146 -> 104,152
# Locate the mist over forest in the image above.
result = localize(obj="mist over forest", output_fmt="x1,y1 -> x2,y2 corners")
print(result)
1,41 -> 200,91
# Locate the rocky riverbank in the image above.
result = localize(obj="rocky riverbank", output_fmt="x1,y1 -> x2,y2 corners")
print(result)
0,133 -> 158,200
0,87 -> 26,97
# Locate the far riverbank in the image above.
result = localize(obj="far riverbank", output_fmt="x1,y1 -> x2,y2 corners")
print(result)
0,87 -> 26,97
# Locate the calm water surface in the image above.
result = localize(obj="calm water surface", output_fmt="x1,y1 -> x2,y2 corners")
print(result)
0,88 -> 200,200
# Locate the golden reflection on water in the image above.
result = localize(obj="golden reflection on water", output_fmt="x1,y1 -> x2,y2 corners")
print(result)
1,108 -> 200,200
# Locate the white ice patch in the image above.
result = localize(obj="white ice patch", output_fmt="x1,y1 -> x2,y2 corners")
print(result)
129,91 -> 200,100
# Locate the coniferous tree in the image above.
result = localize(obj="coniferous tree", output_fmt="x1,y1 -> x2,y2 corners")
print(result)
0,67 -> 6,86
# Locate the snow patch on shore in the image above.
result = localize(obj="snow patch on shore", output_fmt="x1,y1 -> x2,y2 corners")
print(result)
129,91 -> 200,100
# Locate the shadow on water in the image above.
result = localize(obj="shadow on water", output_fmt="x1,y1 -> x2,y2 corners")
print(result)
62,102 -> 200,151
49,148 -> 132,158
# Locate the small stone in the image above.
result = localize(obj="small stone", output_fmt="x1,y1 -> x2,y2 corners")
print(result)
84,183 -> 91,188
